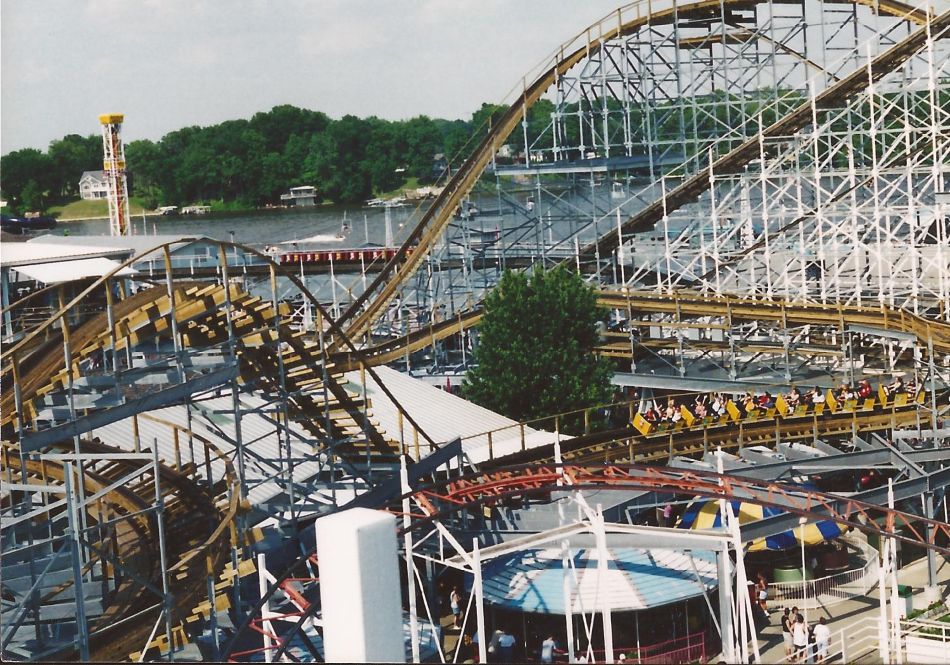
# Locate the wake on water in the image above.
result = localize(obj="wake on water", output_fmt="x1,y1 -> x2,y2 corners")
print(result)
279,234 -> 344,244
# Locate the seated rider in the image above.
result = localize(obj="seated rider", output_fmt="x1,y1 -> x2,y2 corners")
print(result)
743,392 -> 758,412
887,376 -> 905,395
787,386 -> 801,408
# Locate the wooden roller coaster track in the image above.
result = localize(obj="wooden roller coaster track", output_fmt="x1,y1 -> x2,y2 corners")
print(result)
333,0 -> 943,341
1,420 -> 240,662
329,288 -> 950,372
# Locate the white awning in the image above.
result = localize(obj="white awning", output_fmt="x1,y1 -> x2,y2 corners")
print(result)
13,257 -> 136,284
2,241 -> 130,267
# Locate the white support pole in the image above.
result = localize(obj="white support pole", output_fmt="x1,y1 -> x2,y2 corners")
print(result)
731,510 -> 760,664
473,539 -> 488,665
328,252 -> 339,319
716,451 -> 735,662
726,501 -> 750,665
800,519 -> 809,627
879,536 -> 890,664
718,549 -> 735,663
257,552 -> 274,663
401,458 -> 421,663
888,480 -> 902,665
616,208 -> 626,287
315,508 -> 404,663
555,424 -> 576,662
594,506 -> 615,663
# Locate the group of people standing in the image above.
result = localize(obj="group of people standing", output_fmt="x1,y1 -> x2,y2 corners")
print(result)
450,586 -> 527,663
781,607 -> 831,663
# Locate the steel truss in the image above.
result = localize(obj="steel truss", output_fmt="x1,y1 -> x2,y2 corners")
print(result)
223,451 -> 950,663
329,0 -> 946,342
4,3 -> 949,663
0,426 -> 241,661
0,240 -> 434,660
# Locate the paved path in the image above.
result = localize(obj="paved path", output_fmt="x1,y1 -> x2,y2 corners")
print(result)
746,551 -> 950,664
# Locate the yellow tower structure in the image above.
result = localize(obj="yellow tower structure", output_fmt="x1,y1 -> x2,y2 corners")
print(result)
99,113 -> 132,236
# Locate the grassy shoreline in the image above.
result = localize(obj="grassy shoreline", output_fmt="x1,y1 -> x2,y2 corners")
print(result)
47,197 -> 151,222
42,179 -> 424,222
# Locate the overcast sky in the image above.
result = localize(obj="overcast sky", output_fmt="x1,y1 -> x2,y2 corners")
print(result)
1,0 -> 624,153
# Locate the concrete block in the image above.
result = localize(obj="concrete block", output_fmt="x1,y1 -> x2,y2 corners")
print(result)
316,507 -> 404,663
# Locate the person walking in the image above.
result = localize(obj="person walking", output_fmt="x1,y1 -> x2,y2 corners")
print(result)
497,628 -> 516,662
792,613 -> 809,663
488,629 -> 503,663
540,634 -> 557,664
756,572 -> 769,612
450,586 -> 463,629
781,608 -> 794,660
813,616 -> 831,663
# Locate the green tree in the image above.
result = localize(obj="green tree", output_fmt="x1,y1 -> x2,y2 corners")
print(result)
463,267 -> 613,432
398,115 -> 442,183
304,115 -> 373,203
434,118 -> 472,171
471,102 -> 508,136
126,139 -> 163,207
19,179 -> 47,212
0,148 -> 55,210
47,134 -> 101,200
250,105 -> 329,153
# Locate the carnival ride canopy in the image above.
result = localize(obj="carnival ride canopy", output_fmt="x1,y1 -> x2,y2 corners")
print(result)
677,499 -> 845,551
478,546 -> 718,614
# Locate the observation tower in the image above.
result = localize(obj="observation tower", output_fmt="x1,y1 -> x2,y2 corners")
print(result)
99,113 -> 131,236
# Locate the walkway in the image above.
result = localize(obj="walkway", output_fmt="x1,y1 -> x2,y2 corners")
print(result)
751,548 -> 950,664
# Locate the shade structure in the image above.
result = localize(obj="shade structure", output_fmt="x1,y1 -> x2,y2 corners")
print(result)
676,500 -> 844,551
14,257 -> 136,284
478,547 -> 718,614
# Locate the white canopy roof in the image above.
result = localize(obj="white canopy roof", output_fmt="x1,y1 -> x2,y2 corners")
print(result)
13,257 -> 136,284
480,546 -> 718,613
1,240 -> 131,268
343,365 -> 565,463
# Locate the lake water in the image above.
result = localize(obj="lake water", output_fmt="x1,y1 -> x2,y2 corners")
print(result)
64,204 -> 425,248
59,177 -> 667,251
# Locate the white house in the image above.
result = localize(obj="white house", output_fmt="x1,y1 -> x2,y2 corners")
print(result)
78,171 -> 109,200
280,185 -> 317,207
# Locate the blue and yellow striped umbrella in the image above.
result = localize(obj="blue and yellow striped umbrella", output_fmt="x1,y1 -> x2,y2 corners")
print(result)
676,499 -> 845,551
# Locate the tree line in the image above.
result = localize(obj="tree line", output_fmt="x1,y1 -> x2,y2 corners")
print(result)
2,89 -> 816,215
0,103 -> 518,214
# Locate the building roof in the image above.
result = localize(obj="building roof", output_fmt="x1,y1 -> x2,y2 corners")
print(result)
13,257 -> 136,284
479,546 -> 718,614
27,234 -> 203,265
342,365 -> 564,463
79,170 -> 108,183
1,240 -> 132,268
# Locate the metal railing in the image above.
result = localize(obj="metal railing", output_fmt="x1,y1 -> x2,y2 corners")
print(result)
552,629 -> 714,664
901,616 -> 950,663
769,539 -> 880,610
826,616 -> 882,664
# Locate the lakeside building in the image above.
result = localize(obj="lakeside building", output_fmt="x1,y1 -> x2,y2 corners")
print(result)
78,170 -> 109,200
280,185 -> 318,207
